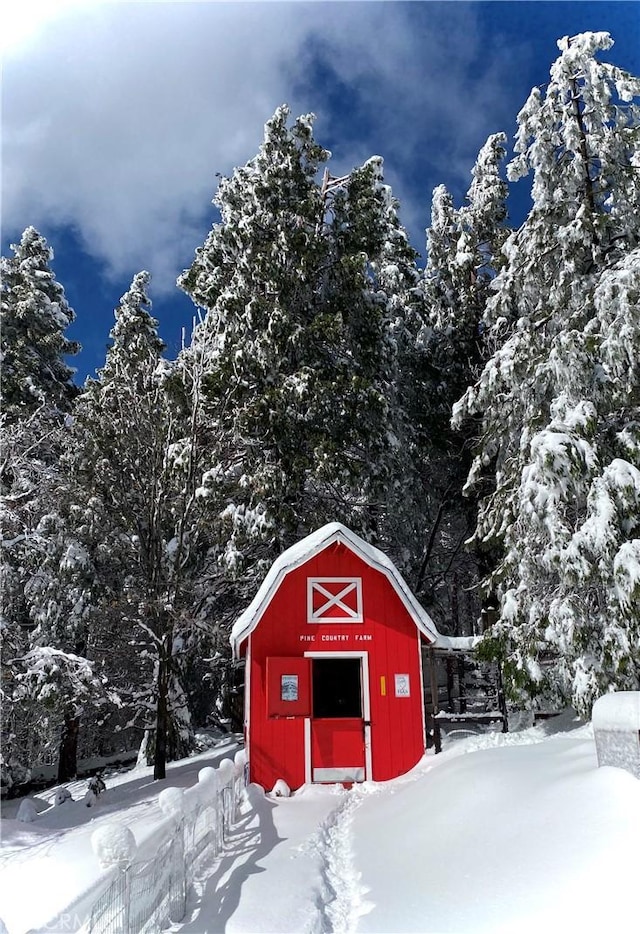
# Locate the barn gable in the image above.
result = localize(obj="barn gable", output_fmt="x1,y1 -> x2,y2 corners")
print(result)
230,522 -> 440,656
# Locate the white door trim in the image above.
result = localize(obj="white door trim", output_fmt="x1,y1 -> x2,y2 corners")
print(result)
304,717 -> 312,785
245,637 -> 252,766
416,632 -> 427,750
303,650 -> 372,782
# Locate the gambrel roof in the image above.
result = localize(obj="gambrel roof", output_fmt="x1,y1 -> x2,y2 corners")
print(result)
230,522 -> 441,657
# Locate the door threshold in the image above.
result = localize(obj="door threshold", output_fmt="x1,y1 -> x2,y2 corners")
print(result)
313,767 -> 365,782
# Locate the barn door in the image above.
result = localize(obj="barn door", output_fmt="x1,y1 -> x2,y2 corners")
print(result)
310,656 -> 367,783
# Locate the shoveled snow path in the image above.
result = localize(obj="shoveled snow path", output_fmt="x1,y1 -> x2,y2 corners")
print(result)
309,790 -> 373,934
175,784 -> 372,934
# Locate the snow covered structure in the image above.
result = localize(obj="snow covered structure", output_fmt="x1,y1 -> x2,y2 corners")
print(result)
231,523 -> 441,790
592,692 -> 640,779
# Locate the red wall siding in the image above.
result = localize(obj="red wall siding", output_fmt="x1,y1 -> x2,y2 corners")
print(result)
246,541 -> 426,790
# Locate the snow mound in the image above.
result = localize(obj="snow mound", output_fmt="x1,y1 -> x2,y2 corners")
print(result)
198,766 -> 218,787
158,786 -> 185,819
217,758 -> 235,785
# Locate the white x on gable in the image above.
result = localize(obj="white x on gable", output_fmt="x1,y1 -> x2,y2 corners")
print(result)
307,577 -> 363,623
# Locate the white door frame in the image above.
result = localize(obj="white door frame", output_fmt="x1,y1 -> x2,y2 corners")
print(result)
303,650 -> 372,783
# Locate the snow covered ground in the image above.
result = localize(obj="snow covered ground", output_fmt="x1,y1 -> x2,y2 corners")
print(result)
1,716 -> 639,933
0,738 -> 240,934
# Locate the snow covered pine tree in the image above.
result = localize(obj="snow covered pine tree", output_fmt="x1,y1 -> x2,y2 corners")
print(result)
416,135 -> 510,630
179,106 -> 422,590
0,226 -> 79,418
66,273 -> 215,779
454,33 -> 640,716
0,227 -> 91,786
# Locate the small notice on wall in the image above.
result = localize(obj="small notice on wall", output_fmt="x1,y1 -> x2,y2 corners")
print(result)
281,674 -> 299,702
395,674 -> 410,697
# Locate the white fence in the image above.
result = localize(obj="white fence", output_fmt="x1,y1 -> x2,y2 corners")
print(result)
48,750 -> 248,934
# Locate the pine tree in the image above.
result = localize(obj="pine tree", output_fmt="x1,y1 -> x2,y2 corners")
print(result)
454,32 -> 640,715
414,135 -> 509,631
322,154 -> 424,551
1,227 -> 79,420
179,106 -> 421,584
67,272 -> 217,779
1,228 -> 83,788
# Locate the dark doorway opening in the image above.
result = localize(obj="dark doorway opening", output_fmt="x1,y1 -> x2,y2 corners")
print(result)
312,658 -> 362,719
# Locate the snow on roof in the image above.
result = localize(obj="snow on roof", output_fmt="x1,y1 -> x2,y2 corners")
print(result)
431,634 -> 482,653
592,691 -> 640,732
230,522 -> 441,656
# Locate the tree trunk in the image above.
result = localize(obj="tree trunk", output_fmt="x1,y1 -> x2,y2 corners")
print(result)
58,713 -> 79,782
154,640 -> 170,780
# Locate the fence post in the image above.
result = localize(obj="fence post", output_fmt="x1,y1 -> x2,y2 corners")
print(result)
158,787 -> 187,923
198,766 -> 220,856
217,759 -> 236,837
170,818 -> 186,922
61,752 -> 247,934
123,867 -> 131,934
90,823 -> 138,934
234,749 -> 248,810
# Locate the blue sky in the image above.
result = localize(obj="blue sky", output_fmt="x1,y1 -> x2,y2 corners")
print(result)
2,1 -> 639,383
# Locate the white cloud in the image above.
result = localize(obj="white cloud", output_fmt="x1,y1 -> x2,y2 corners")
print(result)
2,2 -> 523,291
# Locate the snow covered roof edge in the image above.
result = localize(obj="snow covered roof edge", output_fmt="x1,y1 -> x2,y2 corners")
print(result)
432,634 -> 483,653
230,522 -> 442,656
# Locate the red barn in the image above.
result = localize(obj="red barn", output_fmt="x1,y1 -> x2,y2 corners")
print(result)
231,522 -> 440,790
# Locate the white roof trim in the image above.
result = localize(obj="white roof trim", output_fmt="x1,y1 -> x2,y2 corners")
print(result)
230,522 -> 441,657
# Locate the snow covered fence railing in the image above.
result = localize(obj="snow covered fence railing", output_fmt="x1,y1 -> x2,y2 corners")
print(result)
52,750 -> 248,934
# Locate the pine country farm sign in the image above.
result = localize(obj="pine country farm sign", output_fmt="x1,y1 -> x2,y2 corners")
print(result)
299,632 -> 374,642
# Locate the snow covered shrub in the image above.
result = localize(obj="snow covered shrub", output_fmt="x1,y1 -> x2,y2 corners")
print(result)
54,787 -> 72,806
16,799 -> 38,823
91,823 -> 137,869
87,774 -> 106,796
84,774 -> 106,807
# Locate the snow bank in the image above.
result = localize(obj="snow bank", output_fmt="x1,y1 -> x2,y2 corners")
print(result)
5,725 -> 639,934
352,730 -> 640,933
